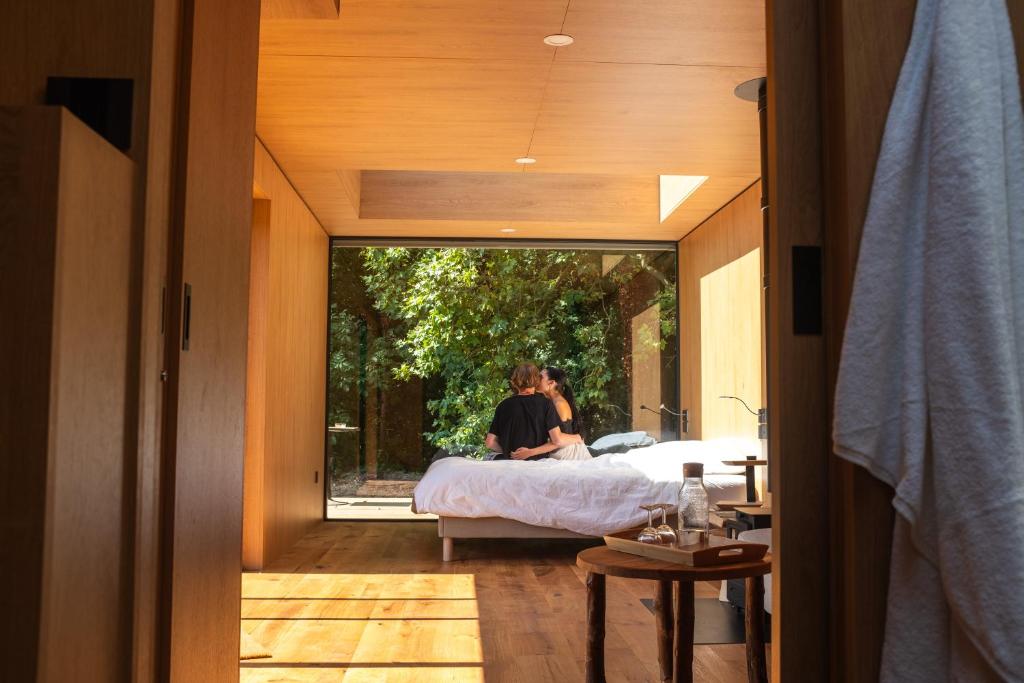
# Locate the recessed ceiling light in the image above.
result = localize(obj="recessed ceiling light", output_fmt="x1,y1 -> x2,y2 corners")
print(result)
515,157 -> 536,164
544,34 -> 574,47
500,228 -> 517,233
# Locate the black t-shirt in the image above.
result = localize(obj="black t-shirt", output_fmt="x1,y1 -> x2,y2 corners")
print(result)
487,393 -> 560,459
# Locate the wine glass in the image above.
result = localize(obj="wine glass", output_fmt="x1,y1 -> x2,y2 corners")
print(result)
638,505 -> 661,544
655,504 -> 677,546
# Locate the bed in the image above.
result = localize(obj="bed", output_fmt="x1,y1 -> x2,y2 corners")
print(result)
412,439 -> 759,560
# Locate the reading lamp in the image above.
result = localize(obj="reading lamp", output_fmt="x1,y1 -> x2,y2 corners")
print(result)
640,404 -> 689,436
718,395 -> 768,439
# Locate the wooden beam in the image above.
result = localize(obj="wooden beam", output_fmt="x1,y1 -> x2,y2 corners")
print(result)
360,171 -> 659,223
338,169 -> 360,219
261,0 -> 340,20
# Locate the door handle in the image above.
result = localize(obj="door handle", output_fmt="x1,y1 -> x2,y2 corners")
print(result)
182,283 -> 192,350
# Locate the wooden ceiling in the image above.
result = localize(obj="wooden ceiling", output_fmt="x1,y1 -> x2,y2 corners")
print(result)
256,0 -> 765,241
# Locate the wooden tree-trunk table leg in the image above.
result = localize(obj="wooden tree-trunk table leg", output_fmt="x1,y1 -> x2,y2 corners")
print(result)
654,580 -> 673,682
745,576 -> 768,683
586,572 -> 606,683
673,581 -> 695,683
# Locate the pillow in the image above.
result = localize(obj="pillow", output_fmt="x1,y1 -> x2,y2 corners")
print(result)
588,431 -> 657,455
703,436 -> 763,459
622,439 -> 749,475
429,444 -> 479,464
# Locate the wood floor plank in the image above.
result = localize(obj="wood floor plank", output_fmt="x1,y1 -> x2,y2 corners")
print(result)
240,522 -> 755,682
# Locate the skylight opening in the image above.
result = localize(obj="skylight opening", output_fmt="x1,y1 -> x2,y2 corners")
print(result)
659,175 -> 709,222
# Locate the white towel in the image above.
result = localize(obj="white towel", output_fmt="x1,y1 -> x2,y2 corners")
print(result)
833,0 -> 1024,680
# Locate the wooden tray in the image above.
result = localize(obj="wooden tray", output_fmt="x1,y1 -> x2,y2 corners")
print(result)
603,528 -> 768,567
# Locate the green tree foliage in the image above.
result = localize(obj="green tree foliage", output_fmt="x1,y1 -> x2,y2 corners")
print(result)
347,247 -> 672,452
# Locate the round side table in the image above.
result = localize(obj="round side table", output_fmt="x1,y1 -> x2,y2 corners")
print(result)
576,546 -> 770,683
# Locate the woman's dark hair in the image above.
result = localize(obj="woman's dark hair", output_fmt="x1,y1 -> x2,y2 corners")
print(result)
545,366 -> 582,436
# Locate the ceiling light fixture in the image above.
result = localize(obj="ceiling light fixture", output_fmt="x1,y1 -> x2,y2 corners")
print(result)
515,157 -> 536,164
543,34 -> 574,47
500,228 -> 517,233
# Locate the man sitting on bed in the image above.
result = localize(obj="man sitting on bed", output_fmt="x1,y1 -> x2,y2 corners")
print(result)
484,363 -> 584,460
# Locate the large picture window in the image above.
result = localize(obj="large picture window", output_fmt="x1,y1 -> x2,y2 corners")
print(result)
326,242 -> 679,518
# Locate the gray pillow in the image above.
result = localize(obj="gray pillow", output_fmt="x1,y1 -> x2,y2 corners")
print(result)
429,444 -> 478,464
588,431 -> 656,456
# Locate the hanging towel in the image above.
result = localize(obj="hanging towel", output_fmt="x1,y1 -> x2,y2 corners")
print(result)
833,0 -> 1024,680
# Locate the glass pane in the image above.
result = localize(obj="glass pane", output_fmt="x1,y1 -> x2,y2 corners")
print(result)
326,245 -> 679,519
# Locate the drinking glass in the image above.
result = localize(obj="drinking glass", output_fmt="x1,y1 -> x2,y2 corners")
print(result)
637,505 -> 660,544
655,505 -> 677,546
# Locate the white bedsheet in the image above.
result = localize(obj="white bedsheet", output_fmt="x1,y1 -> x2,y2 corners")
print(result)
413,440 -> 753,536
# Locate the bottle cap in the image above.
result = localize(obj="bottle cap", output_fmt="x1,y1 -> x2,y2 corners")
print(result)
683,462 -> 704,478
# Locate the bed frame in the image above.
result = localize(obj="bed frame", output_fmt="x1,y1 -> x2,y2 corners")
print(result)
437,515 -> 594,561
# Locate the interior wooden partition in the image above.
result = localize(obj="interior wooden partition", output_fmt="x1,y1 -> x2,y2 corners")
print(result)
243,140 -> 329,571
763,1 -> 830,680
158,0 -> 261,680
0,106 -> 135,682
0,0 -> 182,680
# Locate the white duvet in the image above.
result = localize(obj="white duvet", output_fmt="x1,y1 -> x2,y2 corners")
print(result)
412,440 -> 756,536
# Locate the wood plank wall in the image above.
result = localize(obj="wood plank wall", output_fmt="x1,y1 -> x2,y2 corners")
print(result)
765,0 -> 831,679
244,140 -> 330,570
0,107 -> 133,681
0,2 -> 178,679
678,182 -> 763,441
0,1 -> 177,677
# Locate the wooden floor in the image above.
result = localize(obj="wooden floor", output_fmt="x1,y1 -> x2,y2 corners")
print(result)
240,522 -> 754,682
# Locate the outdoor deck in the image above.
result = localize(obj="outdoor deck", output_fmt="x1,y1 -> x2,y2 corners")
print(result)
240,521 -> 755,682
326,497 -> 433,522
327,478 -> 432,521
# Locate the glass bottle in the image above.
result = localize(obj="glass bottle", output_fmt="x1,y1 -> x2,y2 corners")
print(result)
677,462 -> 709,543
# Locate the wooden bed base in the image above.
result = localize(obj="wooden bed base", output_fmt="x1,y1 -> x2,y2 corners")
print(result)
437,515 -> 594,561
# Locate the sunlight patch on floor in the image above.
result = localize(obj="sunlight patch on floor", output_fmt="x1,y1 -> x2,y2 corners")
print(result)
241,572 -> 483,682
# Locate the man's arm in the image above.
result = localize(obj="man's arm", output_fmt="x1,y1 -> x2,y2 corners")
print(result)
485,432 -> 503,453
511,440 -> 560,459
511,427 -> 583,459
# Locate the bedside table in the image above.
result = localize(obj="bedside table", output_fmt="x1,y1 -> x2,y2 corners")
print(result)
724,506 -> 772,539
721,458 -> 768,503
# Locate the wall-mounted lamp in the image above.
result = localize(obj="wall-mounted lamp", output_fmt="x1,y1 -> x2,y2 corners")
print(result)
641,404 -> 689,436
602,403 -> 632,418
718,395 -> 768,439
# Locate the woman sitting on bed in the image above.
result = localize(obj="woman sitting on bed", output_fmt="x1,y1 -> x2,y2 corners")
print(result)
485,363 -> 584,461
509,366 -> 593,461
